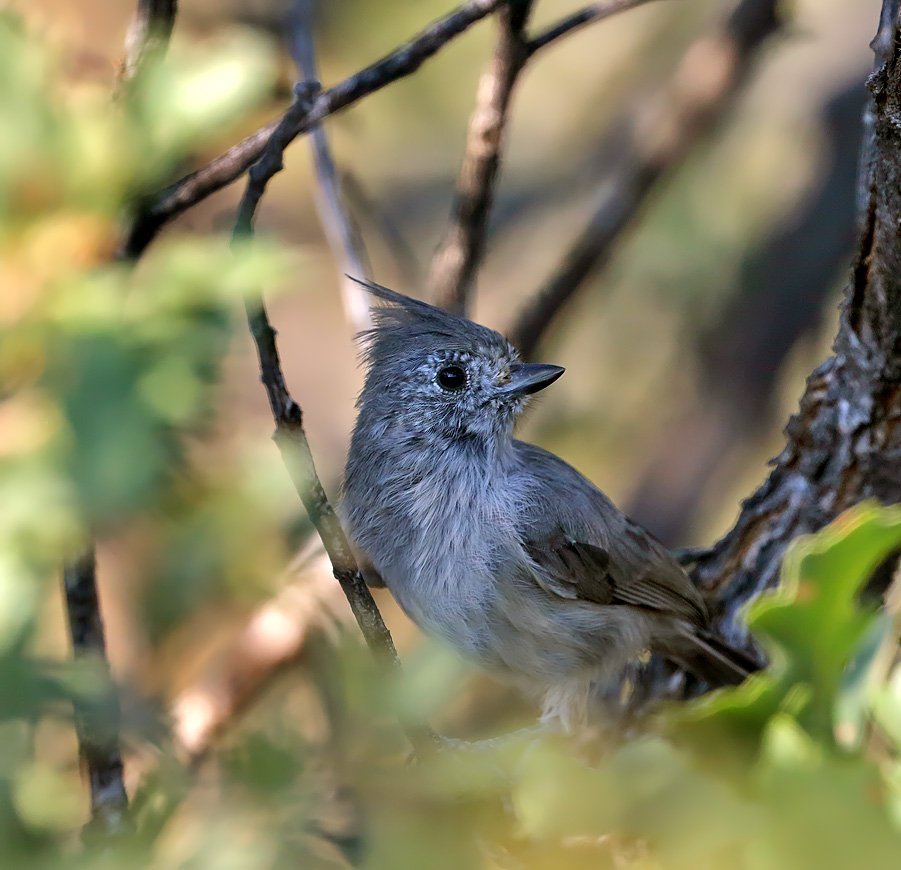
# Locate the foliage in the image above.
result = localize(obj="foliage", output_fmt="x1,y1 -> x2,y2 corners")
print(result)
507,502 -> 901,870
2,9 -> 901,870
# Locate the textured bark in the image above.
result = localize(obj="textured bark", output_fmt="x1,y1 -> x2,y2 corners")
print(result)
687,5 -> 901,653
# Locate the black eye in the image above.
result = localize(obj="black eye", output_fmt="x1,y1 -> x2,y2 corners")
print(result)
436,365 -> 466,391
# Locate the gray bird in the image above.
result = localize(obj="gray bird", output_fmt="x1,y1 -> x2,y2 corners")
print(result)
342,283 -> 756,731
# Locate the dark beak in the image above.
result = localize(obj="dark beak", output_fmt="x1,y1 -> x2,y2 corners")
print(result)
499,363 -> 565,398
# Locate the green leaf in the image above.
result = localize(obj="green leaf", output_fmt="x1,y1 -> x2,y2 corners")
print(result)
752,502 -> 901,740
673,502 -> 901,755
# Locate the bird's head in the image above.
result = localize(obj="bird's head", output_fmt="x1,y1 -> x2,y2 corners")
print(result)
354,281 -> 564,445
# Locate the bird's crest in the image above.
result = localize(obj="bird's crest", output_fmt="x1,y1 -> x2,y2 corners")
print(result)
348,277 -> 515,367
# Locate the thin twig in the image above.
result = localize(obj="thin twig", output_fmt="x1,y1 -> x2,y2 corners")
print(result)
232,89 -> 437,754
122,0 -> 504,260
527,0 -> 658,56
428,0 -> 660,315
429,1 -> 535,314
62,0 -> 181,837
509,0 -> 783,359
287,0 -> 373,333
63,549 -> 131,838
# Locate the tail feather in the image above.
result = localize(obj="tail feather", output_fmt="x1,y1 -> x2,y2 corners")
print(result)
671,628 -> 761,687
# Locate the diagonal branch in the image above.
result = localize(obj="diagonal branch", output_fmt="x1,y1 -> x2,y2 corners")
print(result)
63,549 -> 131,837
429,0 -> 656,315
122,0 -> 505,260
171,549 -> 349,763
527,0 -> 659,56
232,90 -> 437,755
119,0 -> 178,90
429,0 -> 535,314
287,0 -> 373,333
509,0 -> 783,359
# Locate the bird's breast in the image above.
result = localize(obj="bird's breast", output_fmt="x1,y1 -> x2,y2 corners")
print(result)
346,450 -> 519,659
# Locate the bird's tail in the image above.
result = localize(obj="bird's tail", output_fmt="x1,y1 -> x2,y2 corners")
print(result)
670,627 -> 761,687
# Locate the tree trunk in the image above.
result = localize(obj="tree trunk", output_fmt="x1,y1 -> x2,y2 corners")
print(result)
690,2 -> 901,651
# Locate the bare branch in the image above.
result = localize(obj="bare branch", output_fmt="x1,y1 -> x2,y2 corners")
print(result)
122,0 -> 505,260
63,549 -> 131,837
119,0 -> 178,89
62,0 -> 182,838
428,0 -> 660,315
510,0 -> 783,359
527,0 -> 658,56
429,1 -> 534,314
287,0 -> 373,333
232,92 -> 437,754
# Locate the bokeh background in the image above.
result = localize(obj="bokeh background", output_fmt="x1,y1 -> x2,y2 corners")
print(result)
68,0 -> 876,692
2,0 -> 894,866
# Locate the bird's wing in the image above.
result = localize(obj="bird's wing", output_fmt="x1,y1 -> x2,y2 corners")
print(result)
523,529 -> 615,604
523,527 -> 707,625
514,441 -> 708,627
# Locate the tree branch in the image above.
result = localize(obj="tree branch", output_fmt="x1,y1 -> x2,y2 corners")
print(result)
527,0 -> 658,56
428,0 -> 535,314
232,90 -> 437,754
509,0 -> 783,359
118,0 -> 178,90
429,0 -> 656,315
856,0 -> 900,232
172,549 -> 349,763
287,0 -> 374,333
122,0 -> 505,260
651,0 -> 901,696
63,549 -> 131,837
61,0 -> 182,837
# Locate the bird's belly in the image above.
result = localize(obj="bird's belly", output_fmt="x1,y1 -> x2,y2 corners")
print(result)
487,577 -> 652,684
389,574 -> 499,665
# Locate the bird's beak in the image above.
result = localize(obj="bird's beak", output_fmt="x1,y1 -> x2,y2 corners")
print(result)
499,363 -> 565,398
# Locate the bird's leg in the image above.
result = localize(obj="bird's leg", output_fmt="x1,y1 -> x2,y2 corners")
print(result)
539,677 -> 593,734
432,723 -> 548,755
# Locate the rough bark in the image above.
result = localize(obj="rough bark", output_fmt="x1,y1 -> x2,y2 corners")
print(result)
688,3 -> 901,653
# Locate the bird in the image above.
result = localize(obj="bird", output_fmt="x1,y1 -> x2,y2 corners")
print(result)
341,282 -> 757,732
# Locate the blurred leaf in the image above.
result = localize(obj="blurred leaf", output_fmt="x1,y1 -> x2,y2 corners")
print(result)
873,663 -> 901,747
674,502 -> 901,758
224,731 -> 306,796
126,29 -> 277,185
753,502 -> 901,738
12,762 -> 83,832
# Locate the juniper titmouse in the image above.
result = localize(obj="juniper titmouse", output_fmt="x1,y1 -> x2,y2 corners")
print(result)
342,283 -> 756,731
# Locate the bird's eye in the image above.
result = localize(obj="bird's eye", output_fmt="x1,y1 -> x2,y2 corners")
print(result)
436,365 -> 466,391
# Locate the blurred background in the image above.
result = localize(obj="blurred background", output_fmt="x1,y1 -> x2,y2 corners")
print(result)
2,0 -> 892,866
